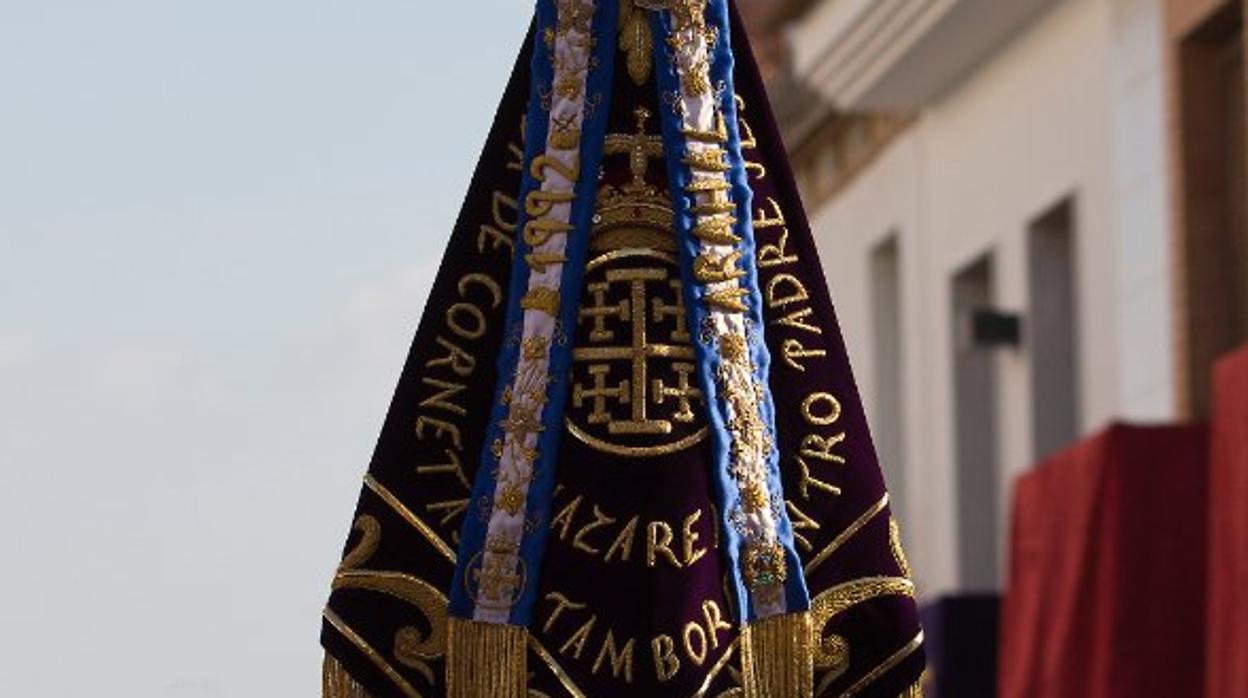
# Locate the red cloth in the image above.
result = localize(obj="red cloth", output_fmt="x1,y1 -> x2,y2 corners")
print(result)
1208,345 -> 1248,698
999,423 -> 1209,698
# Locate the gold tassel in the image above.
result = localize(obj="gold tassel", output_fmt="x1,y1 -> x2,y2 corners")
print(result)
446,617 -> 528,698
323,653 -> 373,698
740,611 -> 814,698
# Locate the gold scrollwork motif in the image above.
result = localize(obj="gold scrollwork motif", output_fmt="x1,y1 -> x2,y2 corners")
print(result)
329,518 -> 451,690
340,515 -> 382,571
810,578 -> 917,696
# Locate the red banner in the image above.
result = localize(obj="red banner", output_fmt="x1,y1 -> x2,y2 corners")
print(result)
1208,345 -> 1248,698
999,424 -> 1208,698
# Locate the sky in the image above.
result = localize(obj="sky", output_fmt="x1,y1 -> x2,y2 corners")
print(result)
0,2 -> 532,695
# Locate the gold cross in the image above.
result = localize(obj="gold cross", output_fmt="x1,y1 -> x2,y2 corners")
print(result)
573,364 -> 630,425
604,108 -> 665,194
573,267 -> 697,435
652,361 -> 701,423
579,281 -> 630,343
651,278 -> 692,343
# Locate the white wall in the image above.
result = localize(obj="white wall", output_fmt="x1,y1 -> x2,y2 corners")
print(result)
798,0 -> 1174,598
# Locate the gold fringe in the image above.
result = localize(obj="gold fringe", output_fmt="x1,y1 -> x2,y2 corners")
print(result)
323,653 -> 374,698
446,618 -> 527,698
899,678 -> 926,697
740,611 -> 814,698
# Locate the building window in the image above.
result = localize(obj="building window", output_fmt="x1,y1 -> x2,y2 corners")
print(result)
1027,196 -> 1080,459
870,234 -> 907,528
952,253 -> 1000,591
1174,3 -> 1248,416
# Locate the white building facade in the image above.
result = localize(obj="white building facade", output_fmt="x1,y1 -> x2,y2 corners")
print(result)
771,0 -> 1177,599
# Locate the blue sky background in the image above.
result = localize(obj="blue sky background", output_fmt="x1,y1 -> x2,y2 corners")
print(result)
0,2 -> 531,694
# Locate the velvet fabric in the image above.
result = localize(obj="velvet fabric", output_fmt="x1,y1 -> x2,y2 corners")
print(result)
1208,345 -> 1248,698
998,424 -> 1209,698
321,3 -> 924,696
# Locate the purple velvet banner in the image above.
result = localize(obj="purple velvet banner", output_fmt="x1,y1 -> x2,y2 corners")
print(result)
321,4 -> 924,696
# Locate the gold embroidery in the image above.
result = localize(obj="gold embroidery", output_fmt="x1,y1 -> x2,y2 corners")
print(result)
781,337 -> 827,372
604,515 -> 640,562
683,621 -> 710,666
766,273 -> 810,309
598,109 -> 673,237
332,570 -> 451,685
686,177 -> 732,194
323,608 -> 423,698
363,475 -> 456,563
426,336 -> 477,378
703,286 -> 749,312
682,508 -> 709,565
339,515 -> 382,571
890,517 -> 913,580
810,581 -> 918,695
324,652 -> 374,698
497,482 -> 527,515
466,537 -> 527,611
814,634 -> 850,688
521,286 -> 561,316
653,634 -> 682,682
619,1 -> 655,86
419,378 -> 468,417
812,577 -> 916,621
332,516 -> 450,687
804,493 -> 889,576
445,302 -> 487,341
526,251 -> 569,273
682,114 -> 728,144
838,632 -> 924,698
529,635 -> 590,698
569,250 -> 709,457
797,455 -> 843,499
692,216 -> 741,245
802,392 -> 842,426
566,419 -> 711,458
647,520 -> 683,568
684,146 -> 730,172
734,95 -> 766,180
549,125 -> 582,151
593,629 -> 637,682
752,198 -> 787,234
786,499 -> 821,552
571,504 -> 617,555
693,639 -> 739,698
560,614 -> 599,659
694,250 -> 746,284
693,200 -> 737,216
542,591 -> 589,633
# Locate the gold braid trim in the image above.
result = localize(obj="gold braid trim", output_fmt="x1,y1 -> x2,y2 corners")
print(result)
898,677 -> 926,697
323,653 -> 374,698
740,611 -> 814,698
446,618 -> 527,698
